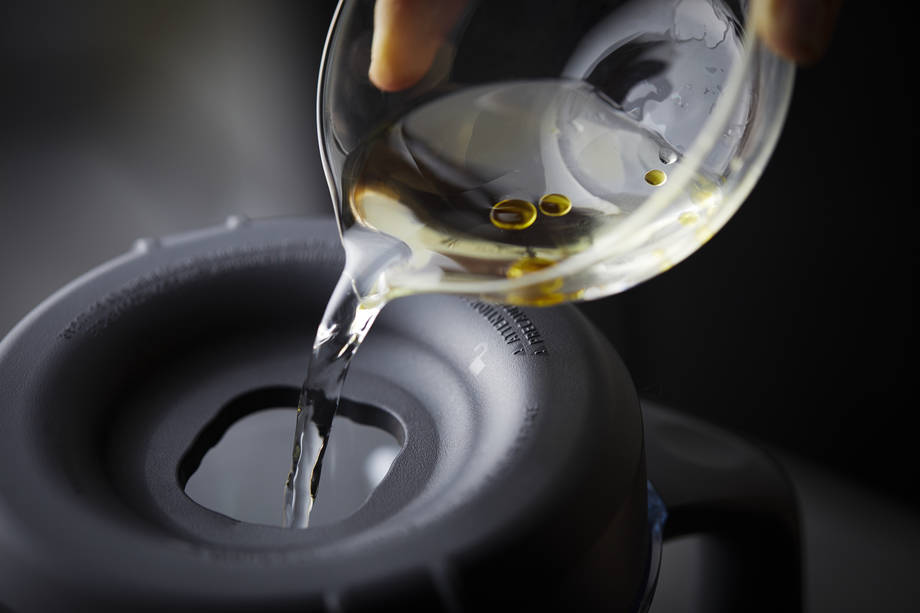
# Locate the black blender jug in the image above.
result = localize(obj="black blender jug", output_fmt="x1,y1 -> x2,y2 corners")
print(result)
0,217 -> 800,612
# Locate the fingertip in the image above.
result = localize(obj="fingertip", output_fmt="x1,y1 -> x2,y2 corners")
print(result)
755,0 -> 841,64
757,21 -> 825,65
368,0 -> 467,92
368,58 -> 429,93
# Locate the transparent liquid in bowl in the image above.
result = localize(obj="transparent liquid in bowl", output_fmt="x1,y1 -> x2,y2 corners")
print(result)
343,79 -> 723,305
284,0 -> 756,527
283,79 -> 722,527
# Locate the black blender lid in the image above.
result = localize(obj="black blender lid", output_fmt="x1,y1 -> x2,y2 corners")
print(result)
0,217 -> 648,611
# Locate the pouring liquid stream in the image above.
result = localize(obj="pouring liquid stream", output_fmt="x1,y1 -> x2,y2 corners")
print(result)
283,80 -> 721,527
282,271 -> 385,528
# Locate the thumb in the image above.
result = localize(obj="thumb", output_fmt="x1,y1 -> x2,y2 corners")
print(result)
754,0 -> 842,64
368,0 -> 467,92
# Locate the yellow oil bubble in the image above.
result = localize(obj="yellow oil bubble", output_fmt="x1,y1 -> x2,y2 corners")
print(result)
644,169 -> 667,186
507,256 -> 563,293
689,177 -> 721,215
695,226 -> 715,245
523,292 -> 566,307
690,186 -> 715,205
506,256 -> 555,278
653,248 -> 673,272
678,211 -> 699,226
506,289 -> 564,307
490,199 -> 537,230
538,193 -> 573,217
506,288 -> 586,307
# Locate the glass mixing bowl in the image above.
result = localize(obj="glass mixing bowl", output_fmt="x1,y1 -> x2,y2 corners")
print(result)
317,0 -> 794,305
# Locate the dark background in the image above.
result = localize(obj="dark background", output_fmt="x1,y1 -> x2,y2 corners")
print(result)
584,1 -> 918,507
1,2 -> 917,611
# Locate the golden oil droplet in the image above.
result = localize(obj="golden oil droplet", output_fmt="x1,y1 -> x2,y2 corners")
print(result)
506,288 -> 585,307
525,293 -> 567,307
506,256 -> 556,278
678,211 -> 699,226
644,169 -> 667,186
506,256 -> 564,303
695,226 -> 714,245
490,199 -> 537,230
506,289 -> 564,307
507,256 -> 563,291
538,193 -> 573,217
653,248 -> 673,272
690,187 -> 713,204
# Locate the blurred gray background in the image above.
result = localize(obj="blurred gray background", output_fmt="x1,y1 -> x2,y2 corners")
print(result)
1,1 -> 332,333
1,2 -> 917,612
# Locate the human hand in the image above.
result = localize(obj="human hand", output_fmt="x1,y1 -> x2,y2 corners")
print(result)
368,0 -> 840,92
368,0 -> 467,92
754,0 -> 842,65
